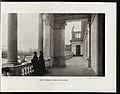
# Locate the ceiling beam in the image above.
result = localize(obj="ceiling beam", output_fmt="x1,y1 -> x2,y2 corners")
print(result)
54,14 -> 91,21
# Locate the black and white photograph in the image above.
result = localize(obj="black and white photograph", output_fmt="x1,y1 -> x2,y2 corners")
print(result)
0,2 -> 116,92
2,13 -> 105,76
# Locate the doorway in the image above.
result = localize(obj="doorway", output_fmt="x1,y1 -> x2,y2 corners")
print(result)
76,45 -> 80,56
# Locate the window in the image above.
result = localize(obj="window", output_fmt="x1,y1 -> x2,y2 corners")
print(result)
78,33 -> 80,38
75,33 -> 81,38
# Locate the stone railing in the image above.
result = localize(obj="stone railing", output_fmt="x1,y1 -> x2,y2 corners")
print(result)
65,53 -> 73,60
2,59 -> 50,76
2,62 -> 34,76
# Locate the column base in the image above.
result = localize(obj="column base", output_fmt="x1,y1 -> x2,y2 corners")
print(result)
53,56 -> 66,67
49,58 -> 54,68
45,57 -> 54,69
88,58 -> 91,68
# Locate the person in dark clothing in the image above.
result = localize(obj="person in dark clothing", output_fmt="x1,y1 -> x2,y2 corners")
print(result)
32,51 -> 38,60
31,51 -> 40,76
38,51 -> 46,75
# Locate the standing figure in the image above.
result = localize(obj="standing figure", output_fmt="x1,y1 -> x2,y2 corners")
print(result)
31,51 -> 40,76
38,51 -> 46,76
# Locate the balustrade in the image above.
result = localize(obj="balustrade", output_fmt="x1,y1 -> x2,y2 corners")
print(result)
2,62 -> 34,76
2,59 -> 50,76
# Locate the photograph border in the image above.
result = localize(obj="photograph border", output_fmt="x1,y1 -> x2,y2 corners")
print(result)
0,2 -> 117,92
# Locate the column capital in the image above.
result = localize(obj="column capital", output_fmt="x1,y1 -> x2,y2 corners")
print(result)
43,14 -> 51,26
43,13 -> 54,27
54,20 -> 67,29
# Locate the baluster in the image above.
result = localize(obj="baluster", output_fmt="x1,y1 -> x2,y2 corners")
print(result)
27,66 -> 30,75
29,66 -> 32,74
31,65 -> 34,73
21,68 -> 25,76
2,71 -> 7,76
24,67 -> 27,75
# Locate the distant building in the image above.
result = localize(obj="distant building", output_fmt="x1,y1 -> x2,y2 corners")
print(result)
70,25 -> 83,56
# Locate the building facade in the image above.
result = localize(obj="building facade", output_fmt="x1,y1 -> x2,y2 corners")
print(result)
70,25 -> 83,56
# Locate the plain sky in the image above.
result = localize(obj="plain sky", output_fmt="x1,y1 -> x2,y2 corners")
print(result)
2,13 -> 81,51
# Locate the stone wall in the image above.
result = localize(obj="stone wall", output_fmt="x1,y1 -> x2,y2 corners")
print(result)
91,14 -> 98,74
91,14 -> 105,76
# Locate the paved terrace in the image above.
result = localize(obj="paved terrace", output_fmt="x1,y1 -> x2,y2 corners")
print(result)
45,57 -> 97,76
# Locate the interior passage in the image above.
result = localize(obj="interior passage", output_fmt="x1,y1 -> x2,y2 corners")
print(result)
45,57 -> 97,76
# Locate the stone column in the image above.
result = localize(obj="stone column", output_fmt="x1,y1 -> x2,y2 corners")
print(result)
84,35 -> 87,58
44,14 -> 54,67
8,13 -> 18,65
86,33 -> 88,58
88,19 -> 91,67
83,38 -> 85,57
50,15 -> 55,67
54,21 -> 60,66
44,14 -> 51,59
38,13 -> 43,54
87,31 -> 89,59
59,22 -> 66,66
81,43 -> 83,55
54,21 -> 66,67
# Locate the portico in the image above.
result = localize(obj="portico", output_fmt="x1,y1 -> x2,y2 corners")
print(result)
3,13 -> 105,76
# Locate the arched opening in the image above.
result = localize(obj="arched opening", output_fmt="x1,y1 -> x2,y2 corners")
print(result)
65,21 -> 82,58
